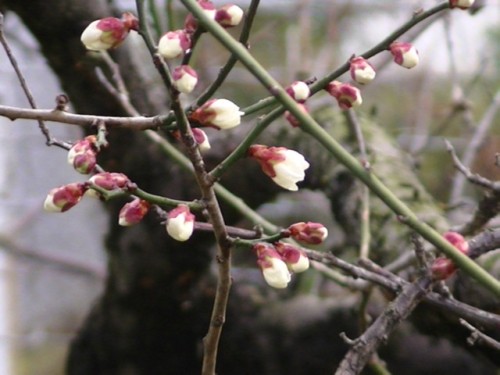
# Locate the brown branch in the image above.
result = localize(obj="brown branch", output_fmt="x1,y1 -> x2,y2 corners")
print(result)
335,275 -> 432,375
460,319 -> 500,351
0,104 -> 164,130
0,12 -> 52,144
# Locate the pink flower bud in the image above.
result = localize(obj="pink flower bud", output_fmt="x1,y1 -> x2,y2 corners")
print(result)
287,222 -> 328,245
254,243 -> 291,289
389,42 -> 419,69
431,257 -> 457,280
325,81 -> 362,109
286,81 -> 311,103
43,183 -> 87,212
172,65 -> 198,94
166,204 -> 195,241
118,199 -> 150,226
349,57 -> 376,85
184,0 -> 217,33
80,12 -> 138,51
431,232 -> 469,280
274,242 -> 310,273
248,145 -> 310,191
449,0 -> 475,9
192,128 -> 211,152
190,99 -> 244,130
67,136 -> 97,175
158,30 -> 191,59
89,172 -> 130,192
215,4 -> 244,28
284,103 -> 309,128
443,232 -> 469,255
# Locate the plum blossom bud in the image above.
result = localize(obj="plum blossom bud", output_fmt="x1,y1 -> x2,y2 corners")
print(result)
215,4 -> 244,28
431,258 -> 457,280
254,243 -> 291,289
173,65 -> 198,94
443,232 -> 469,255
158,30 -> 191,59
287,222 -> 328,245
118,199 -> 150,226
80,12 -> 138,51
184,0 -> 217,33
286,81 -> 311,103
431,231 -> 469,280
449,0 -> 475,9
166,204 -> 195,242
349,57 -> 376,85
284,103 -> 309,128
67,136 -> 97,174
274,242 -> 309,273
248,144 -> 310,191
325,81 -> 362,109
190,99 -> 244,130
44,183 -> 88,212
192,128 -> 211,152
389,42 -> 419,69
87,172 -> 130,197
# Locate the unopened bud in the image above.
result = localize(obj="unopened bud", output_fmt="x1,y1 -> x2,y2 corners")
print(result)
248,144 -> 310,191
287,221 -> 328,245
215,4 -> 244,28
184,0 -> 217,33
284,103 -> 309,128
158,30 -> 191,59
88,172 -> 130,197
349,57 -> 376,85
325,81 -> 362,109
254,243 -> 291,289
286,81 -> 310,103
44,183 -> 87,212
118,199 -> 150,226
166,204 -> 195,241
190,99 -> 244,130
80,12 -> 138,51
67,136 -> 97,175
389,42 -> 419,69
192,128 -> 211,152
274,242 -> 310,273
172,65 -> 198,94
449,0 -> 475,9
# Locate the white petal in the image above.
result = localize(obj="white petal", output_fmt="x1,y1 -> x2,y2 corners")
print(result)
272,150 -> 310,191
289,255 -> 310,273
167,215 -> 194,241
81,21 -> 110,50
210,99 -> 243,129
262,258 -> 291,288
43,194 -> 61,212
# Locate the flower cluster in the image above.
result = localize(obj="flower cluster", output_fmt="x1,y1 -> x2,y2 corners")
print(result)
253,222 -> 328,288
248,144 -> 310,191
431,232 -> 470,280
254,242 -> 309,289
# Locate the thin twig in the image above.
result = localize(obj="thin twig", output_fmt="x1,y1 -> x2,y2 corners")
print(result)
449,90 -> 500,204
335,275 -> 432,375
459,319 -> 500,351
0,12 -> 52,145
0,105 -> 163,129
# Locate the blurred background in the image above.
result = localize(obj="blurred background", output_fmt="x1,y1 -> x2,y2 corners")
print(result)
0,0 -> 498,373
